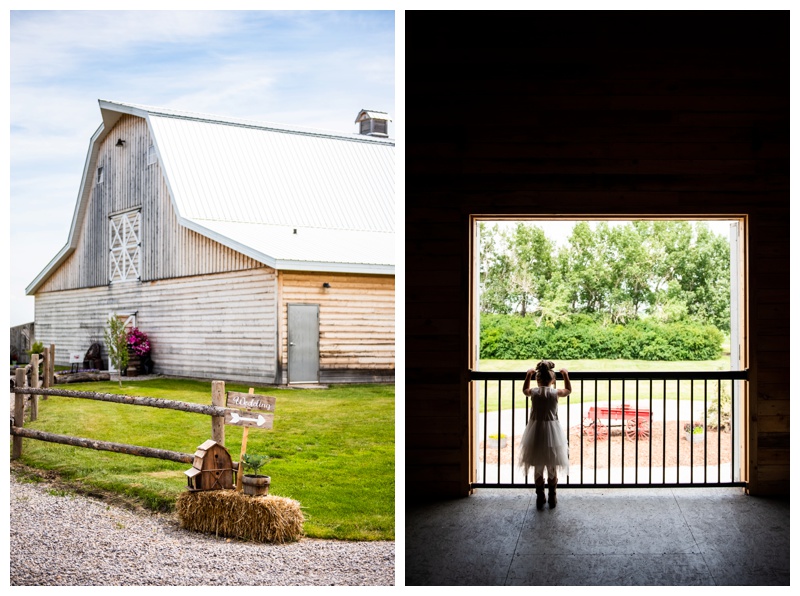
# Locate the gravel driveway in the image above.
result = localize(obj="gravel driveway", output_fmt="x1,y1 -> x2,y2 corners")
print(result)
10,473 -> 394,586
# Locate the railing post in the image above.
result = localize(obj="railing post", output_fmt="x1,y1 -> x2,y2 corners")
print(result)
211,380 -> 225,446
13,368 -> 26,459
30,354 -> 39,421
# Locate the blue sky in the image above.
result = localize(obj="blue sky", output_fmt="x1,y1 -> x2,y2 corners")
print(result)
6,9 -> 396,326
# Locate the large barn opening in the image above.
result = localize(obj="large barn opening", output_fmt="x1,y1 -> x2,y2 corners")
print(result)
468,216 -> 748,490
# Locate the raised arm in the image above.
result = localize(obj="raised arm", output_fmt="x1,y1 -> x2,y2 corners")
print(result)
522,368 -> 536,396
557,368 -> 572,397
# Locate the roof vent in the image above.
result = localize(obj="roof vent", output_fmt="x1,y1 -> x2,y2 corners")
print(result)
355,109 -> 391,138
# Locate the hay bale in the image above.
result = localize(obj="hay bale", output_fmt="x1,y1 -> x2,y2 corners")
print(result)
176,490 -> 304,543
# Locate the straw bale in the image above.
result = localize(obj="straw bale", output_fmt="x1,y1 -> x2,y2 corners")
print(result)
176,490 -> 304,543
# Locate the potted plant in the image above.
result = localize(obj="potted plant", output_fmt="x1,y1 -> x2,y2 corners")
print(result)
126,327 -> 151,376
684,420 -> 704,443
240,453 -> 271,496
26,341 -> 44,363
488,433 -> 507,449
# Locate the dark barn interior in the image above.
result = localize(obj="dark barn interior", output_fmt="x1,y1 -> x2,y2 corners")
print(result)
405,11 -> 789,585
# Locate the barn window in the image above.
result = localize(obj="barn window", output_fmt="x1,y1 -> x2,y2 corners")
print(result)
147,145 -> 157,166
109,210 -> 141,283
97,166 -> 104,184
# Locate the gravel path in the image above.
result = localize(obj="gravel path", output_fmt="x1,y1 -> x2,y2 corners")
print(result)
10,473 -> 394,586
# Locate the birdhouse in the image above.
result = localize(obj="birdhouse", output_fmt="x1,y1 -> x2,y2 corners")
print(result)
184,439 -> 235,491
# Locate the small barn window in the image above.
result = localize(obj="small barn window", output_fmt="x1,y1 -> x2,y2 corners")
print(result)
97,166 -> 104,183
109,210 -> 141,283
147,145 -> 157,166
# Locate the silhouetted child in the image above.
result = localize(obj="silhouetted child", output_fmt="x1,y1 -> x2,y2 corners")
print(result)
519,360 -> 571,509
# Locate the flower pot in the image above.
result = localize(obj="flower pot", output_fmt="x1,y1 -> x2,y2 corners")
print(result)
686,431 -> 704,443
487,436 -> 508,449
241,474 -> 271,496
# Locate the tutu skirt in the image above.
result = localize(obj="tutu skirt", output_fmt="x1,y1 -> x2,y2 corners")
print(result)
518,417 -> 569,477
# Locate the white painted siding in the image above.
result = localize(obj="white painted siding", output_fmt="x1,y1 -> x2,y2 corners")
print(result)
34,268 -> 278,384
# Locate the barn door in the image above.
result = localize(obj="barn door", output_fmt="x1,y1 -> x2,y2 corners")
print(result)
287,304 -> 319,384
107,312 -> 136,373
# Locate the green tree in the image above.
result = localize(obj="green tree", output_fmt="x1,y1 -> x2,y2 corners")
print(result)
479,222 -> 514,314
564,222 -> 609,315
672,223 -> 731,331
503,223 -> 554,317
479,219 -> 731,334
103,315 -> 129,387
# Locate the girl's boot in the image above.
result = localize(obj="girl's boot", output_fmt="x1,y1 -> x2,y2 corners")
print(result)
535,477 -> 546,510
548,477 -> 558,508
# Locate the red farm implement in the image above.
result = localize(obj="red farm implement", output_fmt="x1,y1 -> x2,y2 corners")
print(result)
582,403 -> 651,441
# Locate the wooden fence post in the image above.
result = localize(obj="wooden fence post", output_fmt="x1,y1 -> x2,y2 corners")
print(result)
42,347 -> 50,392
49,344 -> 56,387
211,380 -> 225,446
30,354 -> 39,421
13,368 -> 26,459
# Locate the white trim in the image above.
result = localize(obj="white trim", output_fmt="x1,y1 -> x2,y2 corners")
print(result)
109,211 -> 141,283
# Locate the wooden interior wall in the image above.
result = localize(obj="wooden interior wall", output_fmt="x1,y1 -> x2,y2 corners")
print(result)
406,12 -> 789,499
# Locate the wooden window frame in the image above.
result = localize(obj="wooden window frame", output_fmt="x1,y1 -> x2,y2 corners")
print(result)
468,214 -> 750,489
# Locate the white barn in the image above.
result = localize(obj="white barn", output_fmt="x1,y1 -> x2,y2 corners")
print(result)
26,100 -> 395,385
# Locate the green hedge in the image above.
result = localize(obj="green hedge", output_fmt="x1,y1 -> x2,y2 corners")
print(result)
480,314 -> 723,361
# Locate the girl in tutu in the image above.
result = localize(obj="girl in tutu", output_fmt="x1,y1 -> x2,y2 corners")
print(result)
519,360 -> 571,509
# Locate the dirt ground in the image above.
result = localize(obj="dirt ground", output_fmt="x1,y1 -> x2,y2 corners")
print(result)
480,421 -> 733,470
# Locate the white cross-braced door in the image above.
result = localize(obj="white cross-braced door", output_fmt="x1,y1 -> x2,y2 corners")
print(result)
109,210 -> 141,283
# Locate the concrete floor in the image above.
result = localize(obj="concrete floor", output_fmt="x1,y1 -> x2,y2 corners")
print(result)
406,487 -> 790,586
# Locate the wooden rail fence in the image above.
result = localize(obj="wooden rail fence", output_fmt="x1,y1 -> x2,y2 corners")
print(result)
10,374 -> 241,471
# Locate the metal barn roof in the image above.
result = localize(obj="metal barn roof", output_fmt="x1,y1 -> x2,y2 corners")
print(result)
27,100 -> 394,294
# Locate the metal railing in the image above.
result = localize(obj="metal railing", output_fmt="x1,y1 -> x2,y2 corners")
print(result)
470,369 -> 747,489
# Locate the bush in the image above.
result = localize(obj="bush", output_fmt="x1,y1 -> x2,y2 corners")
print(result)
479,314 -> 723,361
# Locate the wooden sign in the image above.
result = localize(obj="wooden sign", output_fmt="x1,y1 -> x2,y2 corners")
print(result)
226,391 -> 276,413
224,391 -> 276,429
69,352 -> 82,364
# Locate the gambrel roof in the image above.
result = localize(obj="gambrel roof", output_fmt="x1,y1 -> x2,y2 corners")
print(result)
27,100 -> 394,295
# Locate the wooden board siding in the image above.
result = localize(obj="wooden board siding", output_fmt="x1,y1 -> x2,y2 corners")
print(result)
406,13 -> 789,498
278,271 -> 394,384
34,268 -> 278,384
38,114 -> 263,293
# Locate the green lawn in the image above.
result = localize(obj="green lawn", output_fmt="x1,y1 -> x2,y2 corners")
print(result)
476,357 -> 733,413
13,378 -> 394,541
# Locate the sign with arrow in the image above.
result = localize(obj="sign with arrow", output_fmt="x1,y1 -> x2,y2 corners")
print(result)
224,391 -> 276,429
226,410 -> 270,428
224,388 -> 277,492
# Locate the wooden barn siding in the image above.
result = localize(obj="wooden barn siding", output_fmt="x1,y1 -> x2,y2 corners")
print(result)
38,114 -> 262,293
405,14 -> 789,498
34,268 -> 278,384
278,271 -> 395,384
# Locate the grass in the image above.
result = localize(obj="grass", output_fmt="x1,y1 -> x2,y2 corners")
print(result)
476,357 -> 733,413
13,378 -> 394,541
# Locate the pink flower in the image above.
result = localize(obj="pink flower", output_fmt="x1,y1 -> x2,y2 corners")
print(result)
126,327 -> 151,356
